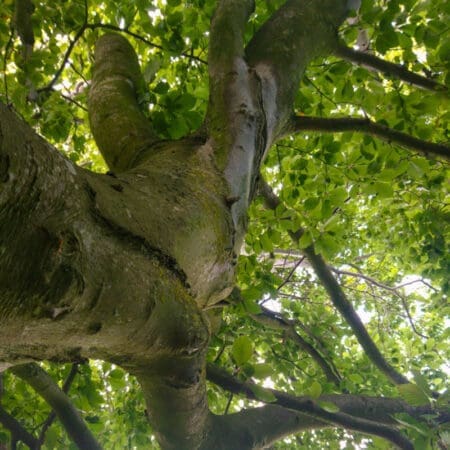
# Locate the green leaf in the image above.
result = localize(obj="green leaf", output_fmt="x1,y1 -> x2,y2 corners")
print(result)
232,336 -> 254,366
308,381 -> 322,399
397,383 -> 430,406
298,231 -> 313,249
317,400 -> 340,413
250,384 -> 277,403
252,363 -> 273,379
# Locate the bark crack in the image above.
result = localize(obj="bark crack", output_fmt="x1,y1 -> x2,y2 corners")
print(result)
85,182 -> 190,289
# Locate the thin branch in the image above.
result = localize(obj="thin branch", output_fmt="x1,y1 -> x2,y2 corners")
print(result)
330,266 -> 428,339
0,405 -> 39,449
2,29 -> 15,104
38,363 -> 80,446
38,0 -> 88,93
284,115 -> 450,160
10,363 -> 102,450
277,256 -> 305,291
334,43 -> 448,93
258,178 -> 409,385
251,304 -> 342,386
207,364 -> 414,450
86,23 -> 207,64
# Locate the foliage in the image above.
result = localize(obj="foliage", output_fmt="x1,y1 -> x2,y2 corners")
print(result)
0,0 -> 449,448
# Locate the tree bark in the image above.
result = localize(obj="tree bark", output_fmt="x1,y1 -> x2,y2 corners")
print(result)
4,0 -> 426,448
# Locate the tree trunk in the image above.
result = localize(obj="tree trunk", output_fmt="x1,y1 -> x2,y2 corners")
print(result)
0,1 -> 355,448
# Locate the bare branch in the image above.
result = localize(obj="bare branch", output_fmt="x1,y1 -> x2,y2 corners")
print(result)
13,0 -> 35,62
207,364 -> 415,450
10,363 -> 102,450
334,44 -> 448,93
283,115 -> 450,160
258,178 -> 409,385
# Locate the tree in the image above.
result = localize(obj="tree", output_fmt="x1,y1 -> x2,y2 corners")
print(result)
0,0 -> 449,448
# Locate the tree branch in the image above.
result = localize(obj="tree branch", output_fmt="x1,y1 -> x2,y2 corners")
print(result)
0,405 -> 39,449
88,33 -> 159,172
245,0 -> 349,138
38,363 -> 80,446
249,303 -> 342,386
329,266 -> 428,339
209,0 -> 254,74
334,44 -> 448,93
13,0 -> 35,62
284,115 -> 450,160
258,178 -> 409,385
207,364 -> 415,450
10,363 -> 102,450
38,0 -> 88,94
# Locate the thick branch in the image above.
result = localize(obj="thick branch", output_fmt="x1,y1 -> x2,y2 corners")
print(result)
258,179 -> 409,385
334,44 -> 448,92
13,0 -> 35,61
302,248 -> 410,385
284,115 -> 450,160
207,364 -> 415,450
10,363 -> 101,450
88,33 -> 158,172
208,0 -> 254,75
245,0 -> 349,137
38,363 -> 80,445
0,405 -> 39,449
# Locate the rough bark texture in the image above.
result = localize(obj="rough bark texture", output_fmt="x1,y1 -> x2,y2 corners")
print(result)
2,1 -> 425,448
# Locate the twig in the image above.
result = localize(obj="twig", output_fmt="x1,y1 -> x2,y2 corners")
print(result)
330,267 -> 429,339
87,23 -> 207,65
251,304 -> 342,385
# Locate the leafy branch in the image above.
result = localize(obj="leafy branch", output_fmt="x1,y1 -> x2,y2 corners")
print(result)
249,302 -> 342,386
334,43 -> 448,93
0,405 -> 39,449
207,363 -> 415,450
258,178 -> 410,385
10,363 -> 101,450
283,115 -> 450,160
37,363 -> 80,446
329,266 -> 429,339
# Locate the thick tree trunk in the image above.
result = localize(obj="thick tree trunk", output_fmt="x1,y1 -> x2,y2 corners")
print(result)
0,1 -> 355,448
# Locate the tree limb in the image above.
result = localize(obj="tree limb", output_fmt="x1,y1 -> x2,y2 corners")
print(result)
283,115 -> 450,160
0,405 -> 39,449
209,0 -> 255,75
38,363 -> 80,446
88,33 -> 159,172
10,363 -> 102,450
258,178 -> 409,385
207,363 -> 415,449
334,43 -> 448,93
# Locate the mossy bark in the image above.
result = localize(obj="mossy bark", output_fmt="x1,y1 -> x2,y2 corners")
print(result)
0,1 -> 351,448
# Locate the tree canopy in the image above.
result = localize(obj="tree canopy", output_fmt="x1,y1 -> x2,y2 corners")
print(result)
0,0 -> 449,449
